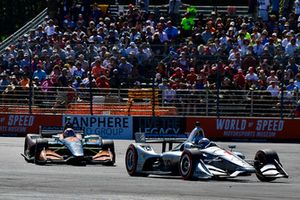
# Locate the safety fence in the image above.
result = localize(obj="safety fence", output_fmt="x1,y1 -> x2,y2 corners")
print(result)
0,86 -> 298,118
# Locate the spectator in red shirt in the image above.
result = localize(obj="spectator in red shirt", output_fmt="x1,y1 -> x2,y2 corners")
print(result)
169,67 -> 184,81
96,75 -> 110,89
233,69 -> 246,89
92,58 -> 106,79
186,67 -> 197,85
49,65 -> 61,87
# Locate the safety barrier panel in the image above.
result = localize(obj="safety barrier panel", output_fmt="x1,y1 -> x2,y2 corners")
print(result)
1,114 -> 299,142
0,114 -> 61,137
186,117 -> 300,142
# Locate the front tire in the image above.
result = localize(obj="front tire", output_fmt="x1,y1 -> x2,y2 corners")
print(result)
254,149 -> 281,182
34,139 -> 48,165
125,144 -> 148,177
125,144 -> 139,176
179,150 -> 201,180
102,140 -> 116,165
24,134 -> 41,161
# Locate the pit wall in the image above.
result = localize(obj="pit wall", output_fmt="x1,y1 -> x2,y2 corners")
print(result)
0,114 -> 299,142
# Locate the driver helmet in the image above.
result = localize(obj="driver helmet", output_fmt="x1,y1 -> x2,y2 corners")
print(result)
63,128 -> 75,138
198,138 -> 211,149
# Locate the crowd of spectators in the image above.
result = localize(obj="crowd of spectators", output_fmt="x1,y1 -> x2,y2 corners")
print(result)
0,1 -> 300,114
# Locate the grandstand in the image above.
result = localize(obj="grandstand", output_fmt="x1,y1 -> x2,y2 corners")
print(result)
0,1 -> 299,118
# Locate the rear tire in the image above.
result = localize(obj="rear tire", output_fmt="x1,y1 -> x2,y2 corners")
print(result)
254,149 -> 281,182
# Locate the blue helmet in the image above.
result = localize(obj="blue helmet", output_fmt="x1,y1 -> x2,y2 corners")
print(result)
198,138 -> 211,149
63,128 -> 75,138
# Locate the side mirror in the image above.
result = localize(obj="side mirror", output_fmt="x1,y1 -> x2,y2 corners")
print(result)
180,143 -> 185,151
181,142 -> 193,151
135,132 -> 146,143
228,145 -> 236,151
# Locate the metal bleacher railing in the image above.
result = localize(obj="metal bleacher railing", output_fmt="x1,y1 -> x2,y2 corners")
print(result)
0,8 -> 48,54
109,4 -> 249,18
0,86 -> 298,118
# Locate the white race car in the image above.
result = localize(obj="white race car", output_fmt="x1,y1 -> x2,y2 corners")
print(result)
125,123 -> 288,181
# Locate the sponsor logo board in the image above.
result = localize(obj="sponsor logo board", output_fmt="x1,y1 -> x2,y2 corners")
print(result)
0,114 -> 61,136
133,117 -> 187,138
186,117 -> 299,141
216,118 -> 284,138
63,115 -> 132,139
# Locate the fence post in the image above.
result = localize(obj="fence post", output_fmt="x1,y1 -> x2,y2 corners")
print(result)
280,65 -> 285,119
88,50 -> 93,115
250,90 -> 253,116
26,44 -> 33,114
205,88 -> 208,116
216,64 -> 221,118
152,78 -> 155,117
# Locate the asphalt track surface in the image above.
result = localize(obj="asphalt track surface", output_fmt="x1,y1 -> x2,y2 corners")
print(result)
0,137 -> 299,200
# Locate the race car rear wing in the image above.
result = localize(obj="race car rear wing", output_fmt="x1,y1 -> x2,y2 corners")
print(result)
39,126 -> 84,138
135,132 -> 187,152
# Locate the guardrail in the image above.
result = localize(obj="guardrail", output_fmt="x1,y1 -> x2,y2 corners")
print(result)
0,86 -> 298,118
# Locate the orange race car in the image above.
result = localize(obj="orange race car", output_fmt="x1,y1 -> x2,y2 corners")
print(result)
22,127 -> 115,166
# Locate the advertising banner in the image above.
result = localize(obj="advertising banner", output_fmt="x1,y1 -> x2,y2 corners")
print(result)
186,117 -> 300,142
0,114 -> 62,136
64,115 -> 132,139
133,117 -> 187,138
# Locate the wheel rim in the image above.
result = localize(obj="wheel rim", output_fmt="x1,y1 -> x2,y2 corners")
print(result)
126,148 -> 135,171
180,154 -> 191,176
